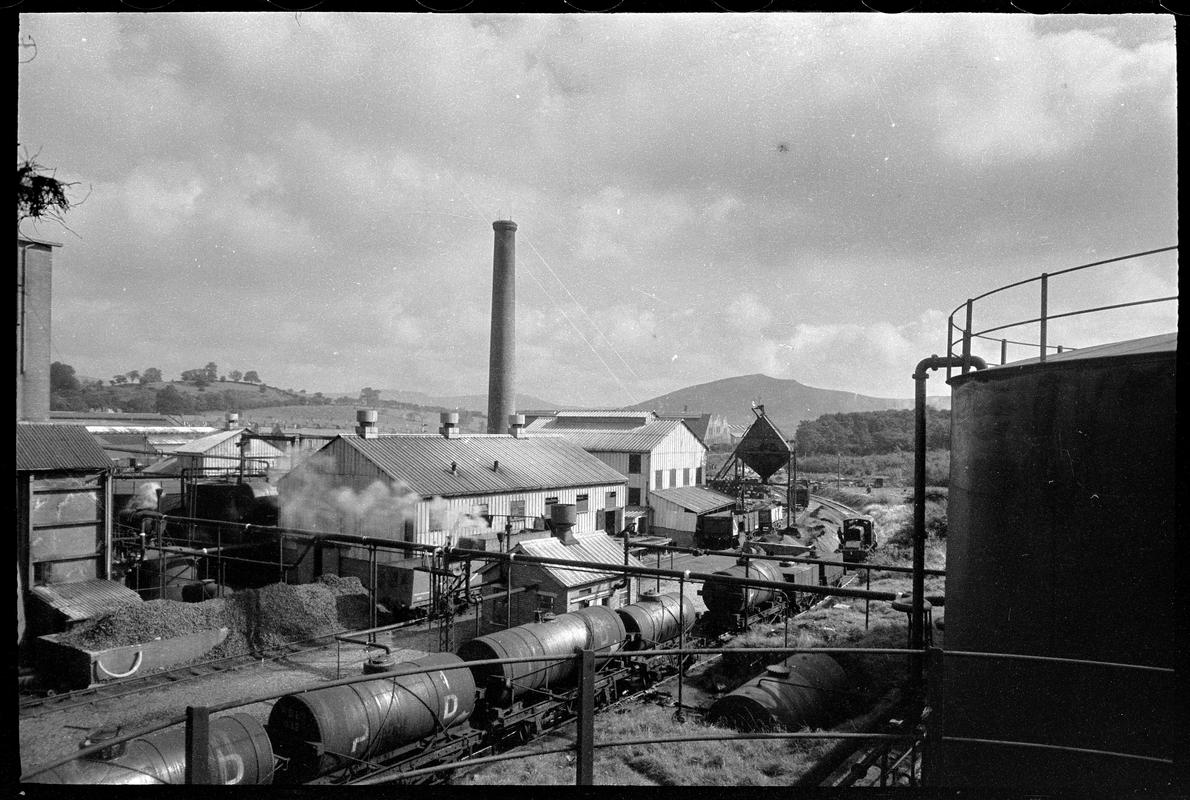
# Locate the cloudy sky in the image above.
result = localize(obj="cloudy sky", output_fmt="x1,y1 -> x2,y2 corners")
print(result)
17,13 -> 1177,406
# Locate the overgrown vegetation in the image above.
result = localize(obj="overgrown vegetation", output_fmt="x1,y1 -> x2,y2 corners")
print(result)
795,408 -> 950,456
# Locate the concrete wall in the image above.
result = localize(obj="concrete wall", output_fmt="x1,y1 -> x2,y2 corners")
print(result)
17,240 -> 54,422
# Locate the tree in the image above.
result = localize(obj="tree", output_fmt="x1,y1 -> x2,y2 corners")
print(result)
204,362 -> 218,382
180,368 -> 206,384
155,385 -> 189,414
126,370 -> 140,384
111,374 -> 127,385
228,370 -> 242,383
50,361 -> 81,394
243,371 -> 260,384
360,387 -> 381,406
141,367 -> 163,384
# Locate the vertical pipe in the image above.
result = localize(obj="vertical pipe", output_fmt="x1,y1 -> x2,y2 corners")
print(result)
575,648 -> 595,785
369,545 -> 378,631
961,300 -> 973,375
945,314 -> 954,382
487,220 -> 518,434
185,706 -> 211,784
911,366 -> 928,684
676,572 -> 687,722
1039,273 -> 1048,364
506,557 -> 513,630
923,645 -> 946,786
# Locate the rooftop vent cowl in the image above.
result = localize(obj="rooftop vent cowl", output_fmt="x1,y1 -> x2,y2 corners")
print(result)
356,408 -> 379,439
440,412 -> 461,439
550,503 -> 579,546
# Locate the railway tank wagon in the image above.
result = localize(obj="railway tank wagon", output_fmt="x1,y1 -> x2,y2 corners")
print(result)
616,590 -> 696,650
457,606 -> 627,704
940,334 -> 1176,791
706,653 -> 849,732
267,652 -> 477,784
700,558 -> 787,624
32,713 -> 273,785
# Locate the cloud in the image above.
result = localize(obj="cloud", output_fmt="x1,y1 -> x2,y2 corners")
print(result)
17,13 -> 1176,406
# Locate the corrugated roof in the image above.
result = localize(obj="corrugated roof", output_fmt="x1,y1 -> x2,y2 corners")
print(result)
17,424 -> 113,472
331,434 -> 628,497
523,418 -> 689,453
651,486 -> 736,514
990,332 -> 1177,369
29,579 -> 142,623
175,429 -> 283,458
555,410 -> 657,420
517,532 -> 645,587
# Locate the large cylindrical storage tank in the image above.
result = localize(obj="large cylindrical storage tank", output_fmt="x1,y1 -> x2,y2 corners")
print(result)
616,591 -> 696,649
458,612 -> 589,703
940,335 -> 1176,791
31,713 -> 273,785
267,653 -> 476,783
706,654 -> 848,731
701,559 -> 785,617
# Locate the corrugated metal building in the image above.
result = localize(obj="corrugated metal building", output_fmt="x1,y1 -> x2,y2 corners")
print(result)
17,424 -> 138,646
276,431 -> 629,547
649,485 -> 737,546
174,428 -> 285,475
485,531 -> 645,622
523,411 -> 708,534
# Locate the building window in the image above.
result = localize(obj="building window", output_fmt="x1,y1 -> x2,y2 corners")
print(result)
576,494 -> 589,513
429,507 -> 446,530
628,487 -> 641,506
696,467 -> 703,485
628,454 -> 641,474
669,468 -> 678,487
683,468 -> 691,485
606,491 -> 618,508
510,498 -> 525,524
654,469 -> 663,489
545,496 -> 558,508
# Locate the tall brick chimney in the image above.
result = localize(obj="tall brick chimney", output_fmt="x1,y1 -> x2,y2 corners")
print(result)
17,236 -> 59,422
486,220 -> 517,434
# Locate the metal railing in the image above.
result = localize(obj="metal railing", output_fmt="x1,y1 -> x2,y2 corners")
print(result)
945,245 -> 1177,378
20,640 -> 1173,786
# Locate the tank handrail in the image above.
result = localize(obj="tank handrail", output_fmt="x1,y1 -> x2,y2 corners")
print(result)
950,244 -> 1178,312
940,648 -> 1173,674
945,245 -> 1177,371
958,294 -> 1176,340
939,736 -> 1173,766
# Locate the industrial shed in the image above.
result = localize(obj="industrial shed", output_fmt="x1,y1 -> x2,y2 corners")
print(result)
274,416 -> 629,611
524,410 -> 707,534
478,511 -> 646,627
173,428 -> 285,475
277,427 -> 628,545
16,424 -> 138,649
649,485 -> 736,547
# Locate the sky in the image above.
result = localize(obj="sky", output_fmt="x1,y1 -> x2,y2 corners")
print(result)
17,13 -> 1178,407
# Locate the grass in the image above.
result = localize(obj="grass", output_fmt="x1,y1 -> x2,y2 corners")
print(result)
462,538 -> 946,786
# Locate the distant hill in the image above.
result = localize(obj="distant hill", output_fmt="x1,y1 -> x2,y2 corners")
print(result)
628,374 -> 948,433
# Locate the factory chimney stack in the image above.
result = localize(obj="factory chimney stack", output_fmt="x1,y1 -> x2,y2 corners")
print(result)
486,220 -> 517,434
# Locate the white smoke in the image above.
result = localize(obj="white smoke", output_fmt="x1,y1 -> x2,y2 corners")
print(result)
279,451 -> 491,543
126,481 -> 162,512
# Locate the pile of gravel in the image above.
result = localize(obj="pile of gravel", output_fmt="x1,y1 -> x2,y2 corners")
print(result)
59,575 -> 372,656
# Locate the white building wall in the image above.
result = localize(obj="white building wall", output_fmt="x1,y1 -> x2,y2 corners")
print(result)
645,426 -> 707,493
649,494 -> 700,534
